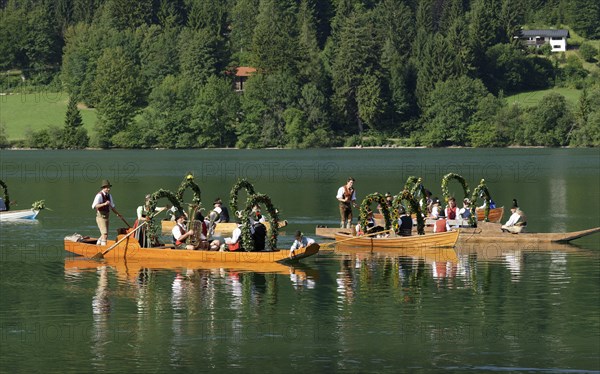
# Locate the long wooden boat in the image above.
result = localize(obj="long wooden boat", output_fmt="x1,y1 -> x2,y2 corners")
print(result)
64,235 -> 319,264
319,221 -> 600,244
456,222 -> 600,244
0,209 -> 39,221
161,219 -> 288,235
315,226 -> 352,238
332,230 -> 460,249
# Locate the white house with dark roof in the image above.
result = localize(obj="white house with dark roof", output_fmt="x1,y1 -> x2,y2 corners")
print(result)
517,29 -> 570,52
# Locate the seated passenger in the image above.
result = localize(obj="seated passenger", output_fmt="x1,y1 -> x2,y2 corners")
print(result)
433,210 -> 450,233
501,199 -> 527,234
172,214 -> 196,250
250,214 -> 267,251
397,206 -> 413,237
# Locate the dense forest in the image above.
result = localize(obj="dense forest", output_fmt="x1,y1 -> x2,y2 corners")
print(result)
1,0 -> 599,148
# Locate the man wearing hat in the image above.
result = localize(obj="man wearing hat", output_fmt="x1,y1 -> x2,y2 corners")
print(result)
172,213 -> 196,250
502,199 -> 527,233
91,179 -> 125,246
211,198 -> 230,223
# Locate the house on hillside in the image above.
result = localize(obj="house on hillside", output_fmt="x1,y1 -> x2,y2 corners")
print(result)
234,67 -> 256,92
516,29 -> 570,52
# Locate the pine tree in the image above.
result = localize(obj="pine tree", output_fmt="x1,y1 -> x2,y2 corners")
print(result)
230,0 -> 259,65
251,0 -> 298,74
62,96 -> 89,149
93,46 -> 143,148
296,0 -> 327,87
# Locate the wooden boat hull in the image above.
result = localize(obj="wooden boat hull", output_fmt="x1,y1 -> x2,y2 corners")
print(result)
64,236 -> 319,264
161,220 -> 287,235
475,207 -> 504,223
333,230 -> 459,249
456,222 -> 600,244
0,209 -> 39,221
315,226 -> 352,238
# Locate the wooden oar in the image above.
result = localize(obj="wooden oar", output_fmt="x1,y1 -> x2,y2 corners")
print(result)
91,221 -> 147,260
321,228 -> 394,247
91,207 -> 167,260
114,210 -> 131,228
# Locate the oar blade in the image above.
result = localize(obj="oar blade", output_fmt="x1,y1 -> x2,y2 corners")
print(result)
90,251 -> 104,260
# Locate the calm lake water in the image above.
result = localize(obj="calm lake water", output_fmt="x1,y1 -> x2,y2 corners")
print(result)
0,149 -> 599,372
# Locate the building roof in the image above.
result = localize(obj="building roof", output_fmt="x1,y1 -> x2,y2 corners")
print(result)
235,67 -> 257,77
520,29 -> 570,38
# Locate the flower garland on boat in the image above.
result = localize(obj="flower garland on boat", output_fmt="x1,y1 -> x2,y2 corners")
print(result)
404,176 -> 428,214
441,172 -> 475,226
0,179 -> 10,211
441,173 -> 470,204
31,200 -> 46,211
358,193 -> 392,232
175,173 -> 202,207
392,189 -> 425,235
146,189 -> 184,245
229,178 -> 257,213
471,179 -> 492,222
239,193 -> 280,250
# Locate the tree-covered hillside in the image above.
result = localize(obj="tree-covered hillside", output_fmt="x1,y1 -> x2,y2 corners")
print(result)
1,0 -> 599,148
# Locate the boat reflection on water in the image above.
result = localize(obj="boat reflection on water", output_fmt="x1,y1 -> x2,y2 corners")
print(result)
64,255 -> 319,365
332,240 -> 586,296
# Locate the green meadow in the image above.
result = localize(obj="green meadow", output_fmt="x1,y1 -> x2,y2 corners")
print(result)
504,87 -> 582,107
0,92 -> 97,140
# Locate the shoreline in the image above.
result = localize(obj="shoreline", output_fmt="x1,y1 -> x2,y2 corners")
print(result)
0,145 -> 576,151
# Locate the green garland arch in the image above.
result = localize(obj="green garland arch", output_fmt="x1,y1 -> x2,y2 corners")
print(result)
229,178 -> 257,215
471,178 -> 492,223
391,189 -> 425,235
175,173 -> 202,207
404,176 -> 428,214
0,179 -> 10,211
441,173 -> 470,203
146,189 -> 184,246
239,193 -> 280,251
359,193 -> 392,232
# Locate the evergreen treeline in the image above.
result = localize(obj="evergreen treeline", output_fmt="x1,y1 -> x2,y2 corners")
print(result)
1,0 -> 599,148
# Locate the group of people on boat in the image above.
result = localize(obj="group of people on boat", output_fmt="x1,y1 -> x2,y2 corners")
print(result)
336,177 -> 525,237
91,179 -> 276,252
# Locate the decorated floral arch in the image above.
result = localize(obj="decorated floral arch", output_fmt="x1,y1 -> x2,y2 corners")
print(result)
359,193 -> 392,232
229,178 -> 257,214
392,189 -> 425,235
441,173 -> 470,203
239,193 -> 280,250
175,173 -> 202,207
146,189 -> 185,245
471,179 -> 492,222
404,176 -> 428,214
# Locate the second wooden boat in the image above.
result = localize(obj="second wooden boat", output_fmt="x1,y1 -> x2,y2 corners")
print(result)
475,207 -> 504,223
333,230 -> 460,249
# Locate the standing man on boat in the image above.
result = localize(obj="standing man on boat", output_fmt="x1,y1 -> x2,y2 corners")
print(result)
336,177 -> 356,229
91,179 -> 125,246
